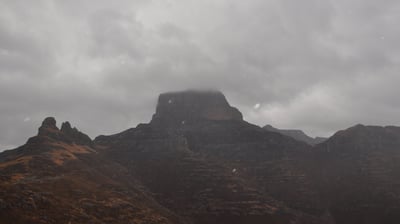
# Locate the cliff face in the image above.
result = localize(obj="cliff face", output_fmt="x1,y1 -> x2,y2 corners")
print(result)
151,90 -> 243,127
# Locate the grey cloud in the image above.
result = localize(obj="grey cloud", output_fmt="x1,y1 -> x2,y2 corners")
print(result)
1,0 -> 400,150
88,10 -> 145,58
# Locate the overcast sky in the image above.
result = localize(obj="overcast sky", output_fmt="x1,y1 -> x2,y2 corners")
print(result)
1,0 -> 400,149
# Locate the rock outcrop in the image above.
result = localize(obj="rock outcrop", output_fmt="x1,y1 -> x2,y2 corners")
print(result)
37,117 -> 59,137
151,90 -> 243,127
60,121 -> 92,146
26,117 -> 92,146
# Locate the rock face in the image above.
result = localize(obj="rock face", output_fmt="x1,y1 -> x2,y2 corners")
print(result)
26,117 -> 92,146
96,125 -> 316,224
263,124 -> 327,145
40,117 -> 57,129
38,117 -> 59,136
60,121 -> 92,146
151,90 -> 243,127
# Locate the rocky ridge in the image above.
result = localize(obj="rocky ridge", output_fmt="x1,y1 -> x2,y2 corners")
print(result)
263,124 -> 327,145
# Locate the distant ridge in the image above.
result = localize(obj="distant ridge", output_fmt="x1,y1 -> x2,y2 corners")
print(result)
263,124 -> 327,145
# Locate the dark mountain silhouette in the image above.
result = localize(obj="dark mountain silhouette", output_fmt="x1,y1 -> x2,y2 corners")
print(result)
1,90 -> 400,224
151,90 -> 243,127
311,124 -> 400,224
94,91 -> 320,224
263,124 -> 327,145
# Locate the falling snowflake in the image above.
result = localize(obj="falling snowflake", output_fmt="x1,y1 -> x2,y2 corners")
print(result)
232,168 -> 237,173
181,120 -> 186,125
168,99 -> 173,104
253,103 -> 261,110
23,117 -> 31,122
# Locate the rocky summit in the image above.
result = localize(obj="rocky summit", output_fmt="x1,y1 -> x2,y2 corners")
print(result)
2,90 -> 400,224
151,90 -> 243,127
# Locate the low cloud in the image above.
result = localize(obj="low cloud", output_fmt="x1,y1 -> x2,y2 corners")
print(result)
1,0 -> 400,148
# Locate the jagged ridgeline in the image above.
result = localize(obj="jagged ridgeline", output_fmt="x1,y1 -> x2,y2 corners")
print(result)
2,90 -> 400,224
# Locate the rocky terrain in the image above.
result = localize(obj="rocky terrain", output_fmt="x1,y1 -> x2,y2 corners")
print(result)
0,117 -> 185,224
1,90 -> 400,224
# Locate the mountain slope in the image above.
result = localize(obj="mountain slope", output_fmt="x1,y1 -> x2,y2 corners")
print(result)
95,90 -> 322,224
0,118 -> 185,224
312,124 -> 400,224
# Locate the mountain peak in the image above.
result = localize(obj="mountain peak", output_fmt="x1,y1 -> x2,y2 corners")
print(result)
60,121 -> 72,130
38,117 -> 59,136
151,90 -> 243,126
41,117 -> 57,127
28,117 -> 92,146
61,121 -> 92,146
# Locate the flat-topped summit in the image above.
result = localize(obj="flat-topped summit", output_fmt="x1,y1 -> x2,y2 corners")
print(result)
151,90 -> 243,126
